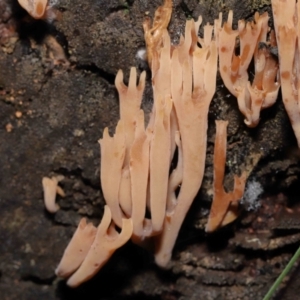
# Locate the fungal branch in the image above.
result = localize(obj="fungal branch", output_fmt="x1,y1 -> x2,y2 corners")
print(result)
56,206 -> 133,287
154,18 -> 219,267
216,11 -> 280,127
143,0 -> 173,66
205,121 -> 246,233
272,0 -> 300,147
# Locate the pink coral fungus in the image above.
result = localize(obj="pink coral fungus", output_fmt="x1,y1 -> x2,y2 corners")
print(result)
216,11 -> 279,127
55,0 -> 255,286
205,121 -> 246,233
272,0 -> 300,147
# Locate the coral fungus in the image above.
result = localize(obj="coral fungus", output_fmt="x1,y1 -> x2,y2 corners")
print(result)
53,0 -> 285,286
205,121 -> 246,233
272,0 -> 300,147
143,0 -> 172,66
216,11 -> 279,127
56,1 -> 222,284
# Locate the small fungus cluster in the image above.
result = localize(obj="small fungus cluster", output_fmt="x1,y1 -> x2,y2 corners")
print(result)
38,0 -> 300,288
217,10 -> 280,127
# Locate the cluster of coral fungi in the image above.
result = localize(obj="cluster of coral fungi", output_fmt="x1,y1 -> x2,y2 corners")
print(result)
37,0 -> 300,288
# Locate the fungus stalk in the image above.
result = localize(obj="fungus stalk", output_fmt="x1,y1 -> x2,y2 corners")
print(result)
55,218 -> 97,278
205,121 -> 246,233
114,68 -> 146,218
57,206 -> 133,288
272,0 -> 300,147
42,175 -> 65,213
154,19 -> 218,267
143,0 -> 172,66
99,121 -> 127,228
